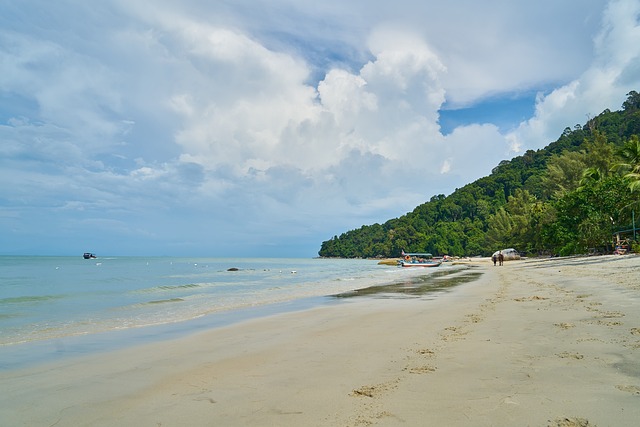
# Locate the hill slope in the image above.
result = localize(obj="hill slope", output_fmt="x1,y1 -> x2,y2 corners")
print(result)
319,91 -> 640,258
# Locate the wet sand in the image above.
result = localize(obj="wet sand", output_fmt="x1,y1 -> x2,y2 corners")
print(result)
1,255 -> 639,426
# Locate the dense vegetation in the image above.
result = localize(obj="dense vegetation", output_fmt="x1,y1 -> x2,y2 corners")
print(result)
319,91 -> 640,258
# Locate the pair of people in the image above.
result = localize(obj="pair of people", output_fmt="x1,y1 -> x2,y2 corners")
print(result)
492,251 -> 504,266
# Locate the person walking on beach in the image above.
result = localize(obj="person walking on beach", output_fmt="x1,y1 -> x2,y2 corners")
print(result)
498,251 -> 504,266
492,253 -> 497,266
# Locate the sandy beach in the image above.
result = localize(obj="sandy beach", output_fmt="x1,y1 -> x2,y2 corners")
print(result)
2,255 -> 639,426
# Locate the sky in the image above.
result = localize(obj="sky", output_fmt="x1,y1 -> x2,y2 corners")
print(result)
1,0 -> 640,257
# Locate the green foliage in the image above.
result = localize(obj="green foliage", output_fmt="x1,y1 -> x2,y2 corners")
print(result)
548,175 -> 634,253
542,150 -> 587,197
318,91 -> 640,258
614,135 -> 640,193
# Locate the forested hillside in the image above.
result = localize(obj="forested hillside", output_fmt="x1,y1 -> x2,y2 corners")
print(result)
319,91 -> 640,258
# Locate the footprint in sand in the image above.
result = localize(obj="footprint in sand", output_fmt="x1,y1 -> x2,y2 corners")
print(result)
556,351 -> 584,360
351,385 -> 378,398
615,384 -> 640,395
597,311 -> 625,318
413,365 -> 436,374
350,379 -> 399,398
466,313 -> 483,323
440,325 -> 468,341
554,322 -> 575,330
581,318 -> 623,327
596,320 -> 623,327
405,365 -> 437,374
549,416 -> 593,427
514,295 -> 549,302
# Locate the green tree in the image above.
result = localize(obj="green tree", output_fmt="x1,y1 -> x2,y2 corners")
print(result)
584,130 -> 615,176
579,130 -> 615,188
542,150 -> 587,198
614,135 -> 640,193
485,207 -> 512,249
504,189 -> 537,252
622,90 -> 640,112
551,176 -> 634,254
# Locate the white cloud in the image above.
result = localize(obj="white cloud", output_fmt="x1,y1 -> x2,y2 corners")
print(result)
167,23 -> 451,190
507,0 -> 640,152
318,69 -> 377,119
440,160 -> 451,174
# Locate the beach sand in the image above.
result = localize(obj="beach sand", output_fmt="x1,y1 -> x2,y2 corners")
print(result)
2,255 -> 639,426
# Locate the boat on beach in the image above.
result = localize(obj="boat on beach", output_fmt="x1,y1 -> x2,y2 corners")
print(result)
399,252 -> 442,268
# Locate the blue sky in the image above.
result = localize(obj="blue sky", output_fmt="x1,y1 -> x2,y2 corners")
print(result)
1,0 -> 640,257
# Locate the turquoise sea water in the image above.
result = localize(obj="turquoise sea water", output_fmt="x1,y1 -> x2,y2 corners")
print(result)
0,256 -> 465,370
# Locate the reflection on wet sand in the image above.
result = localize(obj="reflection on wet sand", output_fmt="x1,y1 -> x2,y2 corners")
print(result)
333,267 -> 482,299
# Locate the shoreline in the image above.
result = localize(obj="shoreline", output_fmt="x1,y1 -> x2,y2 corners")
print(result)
2,255 -> 639,426
0,264 -> 475,371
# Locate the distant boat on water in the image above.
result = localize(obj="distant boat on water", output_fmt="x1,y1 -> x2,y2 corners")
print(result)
83,253 -> 97,259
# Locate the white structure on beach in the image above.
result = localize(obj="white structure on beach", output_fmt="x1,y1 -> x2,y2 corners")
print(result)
492,248 -> 520,260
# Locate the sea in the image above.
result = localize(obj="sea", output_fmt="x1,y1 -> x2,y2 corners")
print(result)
0,256 -> 473,371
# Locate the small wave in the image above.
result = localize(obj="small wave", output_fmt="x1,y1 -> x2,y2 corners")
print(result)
157,284 -> 200,291
0,295 -> 64,305
135,283 -> 202,293
146,298 -> 185,305
0,312 -> 21,320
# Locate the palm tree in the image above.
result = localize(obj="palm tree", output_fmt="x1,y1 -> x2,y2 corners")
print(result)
614,135 -> 640,193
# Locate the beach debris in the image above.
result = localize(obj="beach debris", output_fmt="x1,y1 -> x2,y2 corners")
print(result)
630,327 -> 640,335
